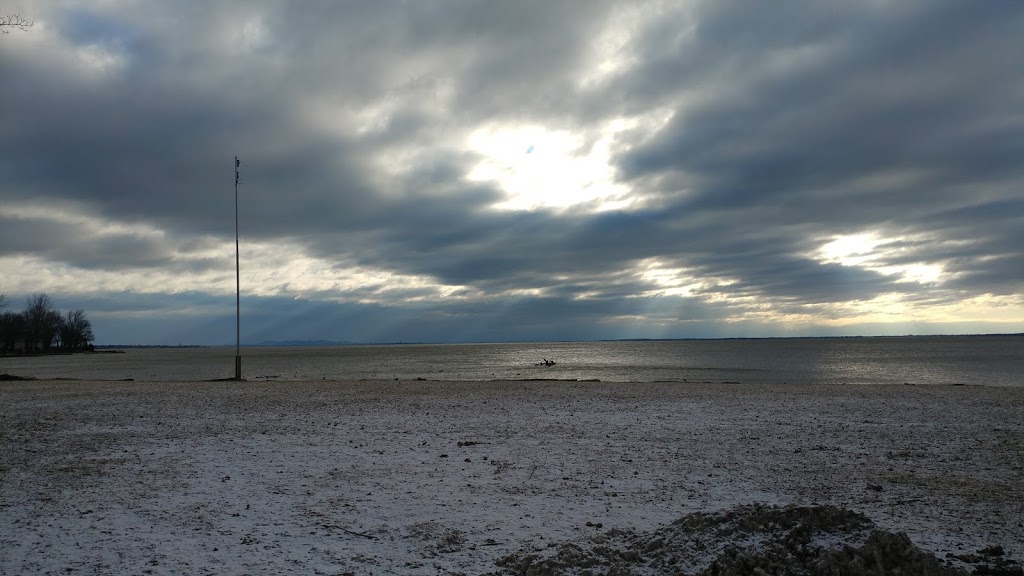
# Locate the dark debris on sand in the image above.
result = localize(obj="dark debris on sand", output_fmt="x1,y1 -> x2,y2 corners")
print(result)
492,504 -> 1020,576
0,373 -> 36,381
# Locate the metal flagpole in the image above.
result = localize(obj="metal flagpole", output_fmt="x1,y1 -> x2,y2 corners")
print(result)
234,156 -> 242,380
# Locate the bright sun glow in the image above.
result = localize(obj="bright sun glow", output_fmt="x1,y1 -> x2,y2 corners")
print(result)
818,232 -> 944,285
820,233 -> 881,266
465,124 -> 631,211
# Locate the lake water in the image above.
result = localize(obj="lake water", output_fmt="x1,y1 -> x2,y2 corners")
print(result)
2,335 -> 1022,386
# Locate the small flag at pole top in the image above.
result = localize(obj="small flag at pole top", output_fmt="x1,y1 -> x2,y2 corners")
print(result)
235,156 -> 240,185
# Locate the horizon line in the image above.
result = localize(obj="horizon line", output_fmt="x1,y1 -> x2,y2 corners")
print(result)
90,332 -> 1024,348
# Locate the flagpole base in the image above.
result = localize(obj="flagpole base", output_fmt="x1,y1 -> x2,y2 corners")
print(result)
235,355 -> 243,381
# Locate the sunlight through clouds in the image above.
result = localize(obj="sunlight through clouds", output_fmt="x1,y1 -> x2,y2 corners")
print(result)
818,233 -> 945,285
636,260 -> 704,297
466,124 -> 632,211
2,1 -> 1022,342
821,293 -> 1024,326
819,233 -> 882,267
0,200 -> 466,305
0,243 -> 466,307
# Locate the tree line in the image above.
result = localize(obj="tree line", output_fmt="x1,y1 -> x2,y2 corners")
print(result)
0,293 -> 94,354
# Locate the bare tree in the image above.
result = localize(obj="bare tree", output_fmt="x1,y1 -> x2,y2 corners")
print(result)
0,311 -> 25,353
2,294 -> 97,353
23,293 -> 58,352
0,13 -> 33,34
43,309 -> 64,350
62,309 -> 94,351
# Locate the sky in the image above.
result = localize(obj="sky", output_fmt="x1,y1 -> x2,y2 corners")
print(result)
1,1 -> 1023,345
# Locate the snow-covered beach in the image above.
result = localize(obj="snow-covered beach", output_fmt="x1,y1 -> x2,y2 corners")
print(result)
2,379 -> 1021,574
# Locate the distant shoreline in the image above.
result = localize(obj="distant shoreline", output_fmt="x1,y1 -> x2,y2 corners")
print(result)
93,344 -> 205,349
599,332 -> 1024,342
1,349 -> 126,358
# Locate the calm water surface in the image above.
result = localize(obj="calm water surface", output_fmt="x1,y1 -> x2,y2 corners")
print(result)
2,336 -> 1021,386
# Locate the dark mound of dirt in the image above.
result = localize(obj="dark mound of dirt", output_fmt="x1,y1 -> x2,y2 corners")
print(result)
493,504 -> 1015,575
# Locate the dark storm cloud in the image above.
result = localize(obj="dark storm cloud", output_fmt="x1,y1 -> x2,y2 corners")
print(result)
0,0 -> 614,236
0,212 -> 177,269
1,0 -> 1022,342
610,1 -> 1024,298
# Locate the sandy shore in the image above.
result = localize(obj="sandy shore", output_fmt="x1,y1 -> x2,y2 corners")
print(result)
1,379 -> 1021,574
